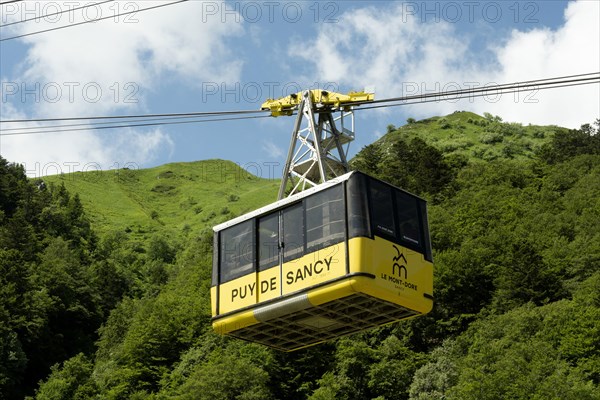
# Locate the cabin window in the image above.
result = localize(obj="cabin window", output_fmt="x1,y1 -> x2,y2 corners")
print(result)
283,203 -> 304,262
220,220 -> 254,282
370,180 -> 395,237
420,201 -> 433,262
395,191 -> 422,248
306,185 -> 345,251
258,213 -> 279,270
347,174 -> 370,239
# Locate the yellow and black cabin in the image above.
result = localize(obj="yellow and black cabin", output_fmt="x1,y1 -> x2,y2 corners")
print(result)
211,171 -> 433,351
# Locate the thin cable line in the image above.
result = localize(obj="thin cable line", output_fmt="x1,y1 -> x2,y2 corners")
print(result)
372,72 -> 598,104
0,1 -> 23,6
353,81 -> 600,111
0,114 -> 236,132
0,109 -> 269,124
2,74 -> 595,125
0,0 -> 188,42
345,73 -> 600,108
0,0 -> 114,28
0,115 -> 271,136
0,74 -> 597,135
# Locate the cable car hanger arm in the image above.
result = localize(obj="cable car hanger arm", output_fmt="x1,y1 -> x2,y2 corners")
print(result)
261,89 -> 375,117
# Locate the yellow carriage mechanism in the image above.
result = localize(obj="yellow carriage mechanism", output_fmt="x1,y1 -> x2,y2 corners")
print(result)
211,90 -> 434,351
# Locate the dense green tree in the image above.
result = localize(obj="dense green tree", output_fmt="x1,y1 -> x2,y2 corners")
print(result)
408,340 -> 460,400
33,354 -> 97,400
352,135 -> 456,200
367,335 -> 428,400
266,343 -> 335,400
309,335 -> 427,400
410,274 -> 600,399
25,237 -> 102,371
0,309 -> 28,399
538,120 -> 600,164
89,234 -> 212,397
173,344 -> 273,400
352,143 -> 383,176
147,235 -> 176,264
309,338 -> 376,400
0,159 -> 28,218
0,157 -> 104,398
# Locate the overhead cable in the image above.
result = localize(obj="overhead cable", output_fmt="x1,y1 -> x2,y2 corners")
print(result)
0,109 -> 267,125
0,0 -> 188,42
1,73 -> 598,136
0,115 -> 271,136
0,0 -> 114,28
346,72 -> 600,108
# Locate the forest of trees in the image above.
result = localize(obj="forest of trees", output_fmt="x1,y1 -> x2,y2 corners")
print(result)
1,114 -> 599,399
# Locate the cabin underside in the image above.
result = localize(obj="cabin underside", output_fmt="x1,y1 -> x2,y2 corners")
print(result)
226,292 -> 419,351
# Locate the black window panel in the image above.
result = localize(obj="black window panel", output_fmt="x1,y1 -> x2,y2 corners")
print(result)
395,191 -> 422,249
258,213 -> 279,270
212,233 -> 219,286
347,174 -> 371,239
306,185 -> 345,251
420,201 -> 433,262
220,220 -> 254,283
283,203 -> 304,262
370,180 -> 395,237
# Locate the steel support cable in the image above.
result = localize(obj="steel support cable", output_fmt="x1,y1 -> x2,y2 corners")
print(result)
343,73 -> 600,108
2,74 -> 595,125
0,0 -> 114,28
0,113 -> 269,133
0,114 -> 271,136
369,72 -> 599,104
0,0 -> 188,42
0,109 -> 269,125
352,80 -> 600,112
1,73 -> 597,136
387,75 -> 600,103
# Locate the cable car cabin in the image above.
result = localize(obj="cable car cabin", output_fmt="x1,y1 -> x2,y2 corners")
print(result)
211,171 -> 433,351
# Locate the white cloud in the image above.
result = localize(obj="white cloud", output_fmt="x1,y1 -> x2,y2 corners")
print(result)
289,5 -> 468,101
290,1 -> 600,128
485,0 -> 600,127
0,103 -> 174,177
104,127 -> 175,164
262,140 -> 283,159
1,1 -> 244,174
0,103 -> 111,177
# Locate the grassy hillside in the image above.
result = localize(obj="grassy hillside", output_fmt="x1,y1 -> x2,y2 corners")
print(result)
43,112 -> 566,237
375,111 -> 565,161
44,159 -> 279,238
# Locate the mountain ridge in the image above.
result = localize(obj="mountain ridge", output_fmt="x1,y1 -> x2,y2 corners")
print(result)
43,111 -> 565,236
44,159 -> 279,239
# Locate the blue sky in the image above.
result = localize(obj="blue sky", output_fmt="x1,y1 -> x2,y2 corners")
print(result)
0,0 -> 598,178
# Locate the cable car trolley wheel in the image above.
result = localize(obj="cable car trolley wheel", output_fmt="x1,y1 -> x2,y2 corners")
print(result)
211,171 -> 433,351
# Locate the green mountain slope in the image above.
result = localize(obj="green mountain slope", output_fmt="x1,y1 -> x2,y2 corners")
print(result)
44,112 -> 564,237
5,112 -> 597,399
371,111 -> 564,161
44,159 -> 280,238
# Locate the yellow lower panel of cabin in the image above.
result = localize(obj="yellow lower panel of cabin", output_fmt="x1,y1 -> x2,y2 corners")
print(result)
218,280 -> 421,351
211,237 -> 433,351
281,243 -> 346,295
215,243 -> 347,316
218,273 -> 258,315
348,236 -> 434,314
